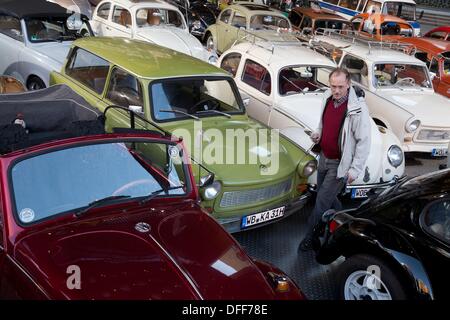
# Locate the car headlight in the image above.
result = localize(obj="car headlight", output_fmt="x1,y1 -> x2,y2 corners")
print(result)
387,145 -> 403,168
299,160 -> 317,177
208,53 -> 218,64
203,181 -> 222,200
405,119 -> 420,133
192,20 -> 202,30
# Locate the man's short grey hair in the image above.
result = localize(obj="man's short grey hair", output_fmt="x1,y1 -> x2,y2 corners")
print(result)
329,67 -> 351,82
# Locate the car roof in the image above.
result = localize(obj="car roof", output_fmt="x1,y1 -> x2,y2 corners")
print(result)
313,35 -> 424,65
425,25 -> 450,34
292,7 -> 348,21
353,13 -> 412,27
228,41 -> 336,72
104,0 -> 179,11
227,3 -> 285,17
397,37 -> 450,56
0,0 -> 70,19
72,37 -> 227,78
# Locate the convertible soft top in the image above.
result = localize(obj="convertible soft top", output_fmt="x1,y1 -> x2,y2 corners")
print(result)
0,84 -> 104,154
0,0 -> 72,19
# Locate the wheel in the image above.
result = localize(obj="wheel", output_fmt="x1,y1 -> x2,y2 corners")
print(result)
79,29 -> 90,37
27,76 -> 46,91
206,34 -> 216,52
337,254 -> 408,300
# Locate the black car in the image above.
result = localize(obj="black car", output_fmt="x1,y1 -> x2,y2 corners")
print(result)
312,169 -> 450,300
168,0 -> 219,40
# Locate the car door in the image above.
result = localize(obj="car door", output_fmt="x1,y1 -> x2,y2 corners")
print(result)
238,59 -> 273,125
91,1 -> 112,36
0,14 -> 25,79
225,10 -> 246,52
216,9 -> 232,53
108,5 -> 133,38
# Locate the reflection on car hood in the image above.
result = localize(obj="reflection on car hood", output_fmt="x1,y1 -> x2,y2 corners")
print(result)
277,93 -> 324,130
136,27 -> 207,61
13,202 -> 278,299
31,41 -> 73,67
380,91 -> 450,126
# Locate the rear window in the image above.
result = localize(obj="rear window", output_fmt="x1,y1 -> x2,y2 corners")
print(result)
241,59 -> 271,95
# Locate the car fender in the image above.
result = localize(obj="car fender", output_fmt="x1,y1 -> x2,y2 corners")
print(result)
204,25 -> 218,44
318,219 -> 434,299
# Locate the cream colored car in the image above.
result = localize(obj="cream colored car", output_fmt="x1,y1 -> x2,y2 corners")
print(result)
218,40 -> 406,199
311,30 -> 450,157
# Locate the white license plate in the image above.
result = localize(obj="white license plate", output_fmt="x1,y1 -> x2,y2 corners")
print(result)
432,148 -> 448,157
241,206 -> 285,229
351,188 -> 371,199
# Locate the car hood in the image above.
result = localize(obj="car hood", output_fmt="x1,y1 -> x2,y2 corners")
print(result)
276,93 -> 324,130
380,90 -> 450,126
165,118 -> 302,184
31,42 -> 73,66
136,27 -> 207,61
13,203 -> 278,299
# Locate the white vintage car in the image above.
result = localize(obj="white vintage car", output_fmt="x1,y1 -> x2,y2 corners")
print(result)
218,39 -> 406,198
311,30 -> 450,157
86,0 -> 218,63
0,0 -> 90,90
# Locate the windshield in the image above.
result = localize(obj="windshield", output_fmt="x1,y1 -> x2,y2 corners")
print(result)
249,14 -> 290,30
443,52 -> 450,78
383,2 -> 416,21
315,19 -> 352,31
136,8 -> 185,28
25,15 -> 80,43
151,77 -> 244,121
374,63 -> 432,89
279,66 -> 333,95
11,140 -> 188,225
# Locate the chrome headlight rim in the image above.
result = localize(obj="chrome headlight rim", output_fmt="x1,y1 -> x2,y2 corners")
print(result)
405,118 -> 421,133
300,160 -> 317,178
208,52 -> 218,64
202,181 -> 222,200
192,20 -> 202,30
387,145 -> 403,168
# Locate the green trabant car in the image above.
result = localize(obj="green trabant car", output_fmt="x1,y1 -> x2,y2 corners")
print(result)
50,37 -> 316,233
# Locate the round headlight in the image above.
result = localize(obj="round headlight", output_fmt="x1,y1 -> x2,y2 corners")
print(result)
192,20 -> 202,29
405,119 -> 420,133
300,160 -> 317,177
208,53 -> 218,64
203,181 -> 222,200
387,145 -> 403,168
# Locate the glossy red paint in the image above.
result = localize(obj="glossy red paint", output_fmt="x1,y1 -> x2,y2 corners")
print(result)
424,26 -> 450,41
0,133 -> 305,300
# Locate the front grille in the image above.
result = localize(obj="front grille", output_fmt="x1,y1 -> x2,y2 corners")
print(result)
219,178 -> 292,208
416,129 -> 450,141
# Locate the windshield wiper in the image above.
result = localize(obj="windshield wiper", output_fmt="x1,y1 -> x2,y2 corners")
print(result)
139,186 -> 185,205
74,195 -> 131,217
159,109 -> 200,120
194,109 -> 232,118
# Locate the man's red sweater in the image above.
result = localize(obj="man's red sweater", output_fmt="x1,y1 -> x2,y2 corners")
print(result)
320,98 -> 348,160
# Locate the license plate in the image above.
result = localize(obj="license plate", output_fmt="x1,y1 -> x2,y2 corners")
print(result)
351,188 -> 371,199
432,148 -> 448,157
241,206 -> 285,229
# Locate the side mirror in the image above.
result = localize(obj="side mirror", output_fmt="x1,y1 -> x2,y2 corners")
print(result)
199,173 -> 215,187
129,105 -> 144,115
429,71 -> 437,80
418,10 -> 424,20
66,13 -> 83,30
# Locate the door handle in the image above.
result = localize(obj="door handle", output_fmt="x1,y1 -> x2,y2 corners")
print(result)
106,26 -> 111,30
225,29 -> 229,32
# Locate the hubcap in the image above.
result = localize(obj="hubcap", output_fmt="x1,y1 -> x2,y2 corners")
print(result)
206,36 -> 215,51
344,270 -> 392,300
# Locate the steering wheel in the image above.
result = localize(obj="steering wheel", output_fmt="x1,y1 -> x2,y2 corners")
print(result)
395,77 -> 416,86
112,179 -> 155,196
188,98 -> 220,113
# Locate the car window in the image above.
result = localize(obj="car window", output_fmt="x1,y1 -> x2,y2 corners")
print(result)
0,14 -> 23,41
242,59 -> 271,95
315,20 -> 352,31
220,52 -> 242,77
66,47 -> 110,94
106,67 -> 143,109
428,31 -> 446,40
136,8 -> 184,28
414,51 -> 429,66
279,66 -> 331,95
97,2 -> 111,20
429,57 -> 439,74
300,16 -> 312,29
339,0 -> 360,10
288,11 -> 302,27
422,200 -> 450,244
150,77 -> 243,121
112,5 -> 132,28
364,0 -> 381,14
250,15 -> 290,30
352,18 -> 363,31
220,9 -> 232,23
373,63 -> 432,89
341,55 -> 370,87
231,12 -> 246,28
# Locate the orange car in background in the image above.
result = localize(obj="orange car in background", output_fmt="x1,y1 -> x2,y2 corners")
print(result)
351,13 -> 414,40
288,6 -> 353,34
396,37 -> 450,98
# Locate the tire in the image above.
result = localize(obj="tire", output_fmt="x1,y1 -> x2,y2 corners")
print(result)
27,76 -> 46,91
206,34 -> 216,52
80,29 -> 90,37
337,254 -> 408,300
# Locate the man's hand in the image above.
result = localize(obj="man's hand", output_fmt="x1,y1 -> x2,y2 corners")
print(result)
311,132 -> 320,144
346,172 -> 356,184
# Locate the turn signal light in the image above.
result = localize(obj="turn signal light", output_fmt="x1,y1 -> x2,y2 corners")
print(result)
297,184 -> 308,193
267,272 -> 290,293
